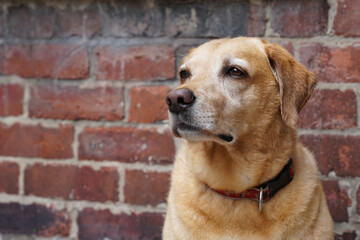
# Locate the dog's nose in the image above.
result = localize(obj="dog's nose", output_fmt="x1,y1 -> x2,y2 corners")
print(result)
166,88 -> 196,114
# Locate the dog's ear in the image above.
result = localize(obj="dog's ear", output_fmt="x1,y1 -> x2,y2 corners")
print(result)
264,42 -> 316,128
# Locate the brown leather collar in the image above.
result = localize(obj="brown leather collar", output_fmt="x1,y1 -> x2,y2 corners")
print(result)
209,159 -> 294,211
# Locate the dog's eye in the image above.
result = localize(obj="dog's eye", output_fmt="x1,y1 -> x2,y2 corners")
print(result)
179,70 -> 190,79
226,67 -> 247,78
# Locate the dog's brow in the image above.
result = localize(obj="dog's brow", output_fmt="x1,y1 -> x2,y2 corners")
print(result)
229,58 -> 251,75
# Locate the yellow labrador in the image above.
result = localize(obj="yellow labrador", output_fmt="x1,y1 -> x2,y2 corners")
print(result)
163,37 -> 333,239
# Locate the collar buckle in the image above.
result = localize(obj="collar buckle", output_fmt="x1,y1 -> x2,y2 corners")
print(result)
258,187 -> 263,212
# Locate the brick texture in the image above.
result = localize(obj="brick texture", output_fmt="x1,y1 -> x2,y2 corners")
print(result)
94,45 -> 175,81
0,203 -> 70,237
299,44 -> 360,83
29,85 -> 124,121
299,89 -> 357,129
78,127 -> 175,164
269,0 -> 328,37
333,0 -> 360,37
77,208 -> 163,240
25,164 -> 119,202
125,170 -> 170,206
0,84 -> 23,116
0,123 -> 74,159
357,185 -> 360,215
129,86 -> 170,123
0,162 -> 19,194
300,135 -> 360,177
322,180 -> 350,222
335,231 -> 357,240
4,44 -> 89,79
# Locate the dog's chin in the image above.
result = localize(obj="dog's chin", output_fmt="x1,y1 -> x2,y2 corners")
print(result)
172,122 -> 235,144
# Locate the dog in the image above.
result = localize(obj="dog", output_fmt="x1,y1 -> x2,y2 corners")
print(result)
163,37 -> 334,239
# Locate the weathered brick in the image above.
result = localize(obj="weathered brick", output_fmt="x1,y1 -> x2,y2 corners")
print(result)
0,10 -> 5,37
78,208 -> 163,240
299,90 -> 357,129
335,231 -> 357,240
129,86 -> 170,123
0,162 -> 19,194
322,180 -> 350,222
357,185 -> 360,215
300,135 -> 360,177
5,44 -> 89,79
0,123 -> 73,159
79,127 -> 175,164
299,43 -> 360,82
0,84 -> 23,116
333,0 -> 360,37
94,45 -> 174,81
58,9 -> 102,38
269,0 -> 328,37
164,2 -> 249,37
125,170 -> 170,206
8,5 -> 55,38
247,3 -> 266,37
25,164 -> 118,202
0,203 -> 70,237
29,85 -> 124,121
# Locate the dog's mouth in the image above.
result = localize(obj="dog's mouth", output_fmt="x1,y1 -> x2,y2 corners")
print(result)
173,122 -> 234,143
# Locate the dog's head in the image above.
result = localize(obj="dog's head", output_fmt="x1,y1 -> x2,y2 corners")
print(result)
166,37 -> 316,144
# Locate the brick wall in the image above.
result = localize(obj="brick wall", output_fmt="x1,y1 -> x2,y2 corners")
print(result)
0,0 -> 358,239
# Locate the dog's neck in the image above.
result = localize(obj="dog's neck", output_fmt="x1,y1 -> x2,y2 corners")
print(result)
183,117 -> 296,193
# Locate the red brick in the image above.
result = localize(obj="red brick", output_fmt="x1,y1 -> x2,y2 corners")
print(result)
333,0 -> 360,37
247,3 -> 266,37
0,123 -> 73,159
322,180 -> 350,222
29,85 -> 124,121
300,135 -> 360,177
335,231 -> 357,240
299,89 -> 357,129
129,86 -> 170,123
0,162 -> 19,194
58,9 -> 102,38
0,203 -> 70,237
8,6 -> 55,38
299,43 -> 360,82
79,127 -> 175,164
125,170 -> 170,206
25,164 -> 118,202
94,45 -> 175,81
5,44 -> 89,79
269,0 -> 328,37
0,84 -> 23,116
78,208 -> 163,240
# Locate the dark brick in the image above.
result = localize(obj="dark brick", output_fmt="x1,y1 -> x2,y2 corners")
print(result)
357,185 -> 360,215
0,84 -> 24,116
0,203 -> 70,237
78,208 -> 163,240
129,86 -> 170,123
58,9 -> 102,38
94,45 -> 174,81
300,135 -> 360,177
25,164 -> 119,202
299,89 -> 357,129
322,180 -> 350,222
299,43 -> 360,83
269,0 -> 328,37
247,3 -> 266,37
29,85 -> 124,121
78,127 -> 175,164
333,0 -> 360,37
4,44 -> 89,79
125,170 -> 170,206
164,2 -> 248,38
335,231 -> 357,240
0,162 -> 19,194
8,5 -> 55,39
0,123 -> 74,159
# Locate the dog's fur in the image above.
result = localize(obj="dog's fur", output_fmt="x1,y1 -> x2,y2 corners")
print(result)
163,37 -> 334,239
